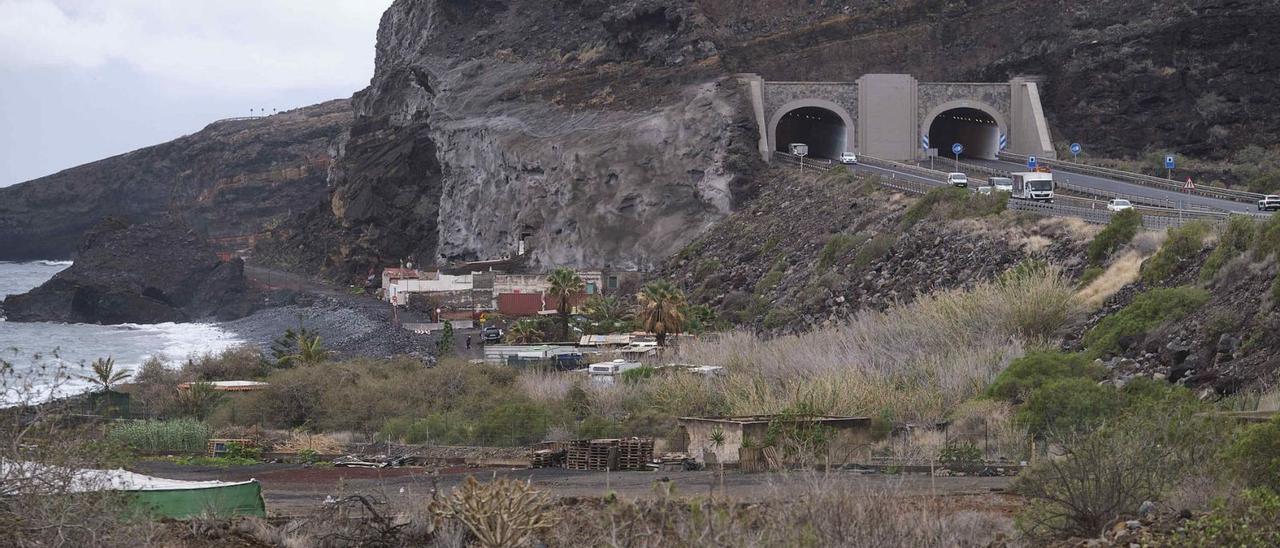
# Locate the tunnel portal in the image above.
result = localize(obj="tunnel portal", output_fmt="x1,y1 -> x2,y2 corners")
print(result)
928,107 -> 1000,160
774,106 -> 848,160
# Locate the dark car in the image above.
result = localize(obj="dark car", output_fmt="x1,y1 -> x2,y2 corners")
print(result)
481,326 -> 503,343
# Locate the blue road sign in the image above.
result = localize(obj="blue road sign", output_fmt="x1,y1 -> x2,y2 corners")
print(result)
951,143 -> 964,156
1028,156 -> 1037,169
1165,155 -> 1176,169
1070,143 -> 1082,156
921,134 -> 929,150
999,133 -> 1008,150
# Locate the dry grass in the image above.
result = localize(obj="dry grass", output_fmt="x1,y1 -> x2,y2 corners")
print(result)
274,431 -> 346,454
1131,229 -> 1168,255
186,474 -> 1012,547
669,267 -> 1080,422
516,370 -> 574,404
1076,249 -> 1146,309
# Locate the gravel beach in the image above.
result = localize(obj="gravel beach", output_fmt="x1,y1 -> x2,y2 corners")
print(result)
221,265 -> 441,361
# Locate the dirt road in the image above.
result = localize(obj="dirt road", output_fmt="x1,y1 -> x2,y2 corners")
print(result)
131,461 -> 1012,517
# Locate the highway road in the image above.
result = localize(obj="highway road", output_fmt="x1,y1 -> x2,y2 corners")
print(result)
967,158 -> 1259,214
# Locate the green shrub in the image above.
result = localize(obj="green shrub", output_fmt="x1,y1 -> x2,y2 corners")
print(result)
1086,209 -> 1142,265
1221,415 -> 1280,492
901,186 -> 967,228
1141,221 -> 1211,284
755,259 -> 786,296
621,366 -> 656,384
987,351 -> 1099,402
108,419 -> 211,453
474,401 -> 553,446
381,414 -> 474,445
1016,377 -> 1123,435
938,441 -> 982,464
1174,488 -> 1280,546
576,415 -> 622,439
1082,286 -> 1210,358
1015,402 -> 1224,538
1078,265 -> 1105,288
817,233 -> 859,270
1200,215 -> 1257,281
901,186 -> 1006,229
853,233 -> 896,268
1255,213 -> 1280,261
224,441 -> 261,462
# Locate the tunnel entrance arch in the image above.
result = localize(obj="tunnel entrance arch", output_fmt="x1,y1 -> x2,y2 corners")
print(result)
922,101 -> 1007,161
768,99 -> 855,160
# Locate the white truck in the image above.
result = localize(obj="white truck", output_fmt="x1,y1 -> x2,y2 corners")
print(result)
1010,172 -> 1054,202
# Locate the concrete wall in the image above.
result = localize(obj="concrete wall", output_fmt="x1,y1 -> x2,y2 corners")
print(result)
857,74 -> 918,160
743,73 -> 1056,162
1010,77 -> 1057,159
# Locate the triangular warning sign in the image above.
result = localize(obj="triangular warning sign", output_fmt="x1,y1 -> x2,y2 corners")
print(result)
1183,177 -> 1196,191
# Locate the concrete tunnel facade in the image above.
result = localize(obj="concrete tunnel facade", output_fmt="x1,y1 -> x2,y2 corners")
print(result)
740,74 -> 1056,163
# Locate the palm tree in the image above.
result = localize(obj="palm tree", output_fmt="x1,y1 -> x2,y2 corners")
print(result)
546,267 -> 584,340
582,295 -> 631,334
635,280 -> 687,346
80,357 -> 131,392
295,333 -> 328,365
505,319 -> 544,344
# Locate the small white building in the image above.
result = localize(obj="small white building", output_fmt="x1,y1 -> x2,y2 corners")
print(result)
386,273 -> 474,306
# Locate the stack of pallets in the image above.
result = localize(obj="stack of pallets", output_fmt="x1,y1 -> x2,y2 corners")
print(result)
616,437 -> 655,471
529,441 -> 566,468
566,439 -> 619,471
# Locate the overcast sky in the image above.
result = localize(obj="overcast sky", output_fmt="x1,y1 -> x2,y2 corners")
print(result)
0,0 -> 392,186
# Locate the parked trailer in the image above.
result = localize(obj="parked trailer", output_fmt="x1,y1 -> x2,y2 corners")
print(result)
1010,172 -> 1054,202
483,345 -> 583,369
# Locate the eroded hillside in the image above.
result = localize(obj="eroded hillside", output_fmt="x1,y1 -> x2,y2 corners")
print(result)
0,100 -> 351,261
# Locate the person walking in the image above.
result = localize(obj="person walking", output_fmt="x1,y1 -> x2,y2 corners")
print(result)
465,335 -> 472,350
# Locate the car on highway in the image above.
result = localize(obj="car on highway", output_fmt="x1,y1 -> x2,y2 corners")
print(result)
481,325 -> 503,343
988,176 -> 1013,192
839,152 -> 858,164
1258,195 -> 1280,211
1106,199 -> 1134,212
947,172 -> 968,187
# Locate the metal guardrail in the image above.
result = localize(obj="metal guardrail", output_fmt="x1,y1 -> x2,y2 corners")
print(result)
954,159 -> 1229,213
772,151 -> 833,169
859,155 -> 950,182
998,151 -> 1263,203
1008,198 -> 1224,230
780,153 -> 1230,231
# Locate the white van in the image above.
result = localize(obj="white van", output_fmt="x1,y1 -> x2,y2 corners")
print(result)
947,173 -> 968,187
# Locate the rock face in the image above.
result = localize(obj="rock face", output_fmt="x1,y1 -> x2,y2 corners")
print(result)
255,0 -> 758,278
0,100 -> 351,261
257,0 -> 1280,279
1,218 -> 255,324
7,1 -> 1279,277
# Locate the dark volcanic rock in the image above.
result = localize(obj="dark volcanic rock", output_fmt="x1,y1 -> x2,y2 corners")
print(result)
0,100 -> 351,261
1,218 -> 256,324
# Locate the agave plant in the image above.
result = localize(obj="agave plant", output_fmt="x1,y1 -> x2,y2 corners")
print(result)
79,357 -> 131,392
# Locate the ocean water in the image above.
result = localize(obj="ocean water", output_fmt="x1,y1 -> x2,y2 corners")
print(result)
0,261 -> 243,403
